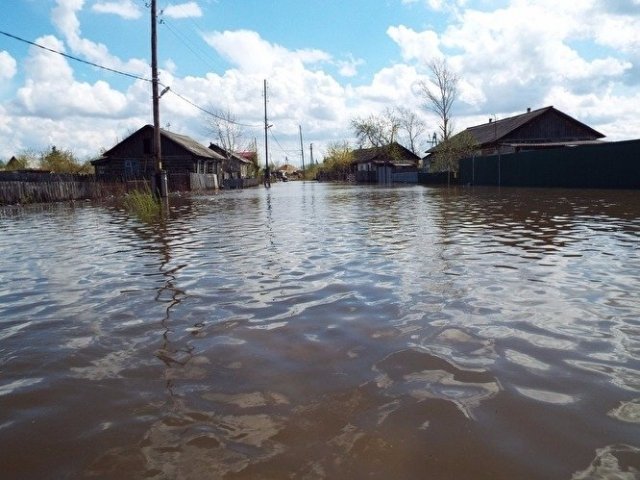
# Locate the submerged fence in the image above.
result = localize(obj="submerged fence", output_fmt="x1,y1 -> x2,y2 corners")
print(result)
0,177 -> 150,205
0,173 -> 100,205
0,171 -> 262,205
459,139 -> 640,189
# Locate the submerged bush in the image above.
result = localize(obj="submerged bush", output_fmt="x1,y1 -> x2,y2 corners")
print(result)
122,187 -> 162,221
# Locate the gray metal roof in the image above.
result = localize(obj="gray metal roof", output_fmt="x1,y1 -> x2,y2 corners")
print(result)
208,143 -> 252,164
462,106 -> 605,146
352,142 -> 419,165
99,124 -> 224,160
161,128 -> 225,160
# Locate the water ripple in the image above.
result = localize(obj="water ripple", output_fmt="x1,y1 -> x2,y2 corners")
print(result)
1,185 -> 640,479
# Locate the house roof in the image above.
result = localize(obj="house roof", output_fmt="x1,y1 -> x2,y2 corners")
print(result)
164,129 -> 225,160
99,125 -> 224,161
277,164 -> 299,173
208,143 -> 252,164
352,142 -> 420,165
463,106 -> 605,147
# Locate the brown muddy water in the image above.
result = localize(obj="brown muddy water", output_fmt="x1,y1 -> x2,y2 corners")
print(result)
1,182 -> 639,479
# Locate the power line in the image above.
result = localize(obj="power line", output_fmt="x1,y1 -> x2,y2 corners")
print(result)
161,19 -> 225,73
0,30 -> 150,82
163,86 -> 262,128
1,28 -> 262,128
269,129 -> 298,154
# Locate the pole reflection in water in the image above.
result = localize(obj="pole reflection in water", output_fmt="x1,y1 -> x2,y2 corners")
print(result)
0,183 -> 639,479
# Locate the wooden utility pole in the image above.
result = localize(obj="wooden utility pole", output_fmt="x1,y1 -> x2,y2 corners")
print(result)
150,0 -> 168,197
263,79 -> 271,188
151,0 -> 161,174
299,125 -> 305,172
310,143 -> 314,165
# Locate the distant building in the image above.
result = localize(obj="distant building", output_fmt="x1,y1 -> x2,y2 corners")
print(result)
208,143 -> 253,182
352,142 -> 420,183
275,164 -> 301,180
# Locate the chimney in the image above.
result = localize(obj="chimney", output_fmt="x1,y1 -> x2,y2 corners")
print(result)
527,107 -> 531,113
489,118 -> 492,123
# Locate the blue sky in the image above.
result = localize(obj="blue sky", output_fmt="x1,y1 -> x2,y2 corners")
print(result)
1,0 -> 639,164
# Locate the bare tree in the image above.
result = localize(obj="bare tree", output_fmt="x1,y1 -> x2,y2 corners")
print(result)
396,106 -> 426,155
351,107 -> 426,156
207,108 -> 256,179
351,110 -> 401,148
417,58 -> 458,142
208,108 -> 244,153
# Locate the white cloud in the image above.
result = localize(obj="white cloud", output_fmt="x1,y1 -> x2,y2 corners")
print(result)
91,0 -> 142,20
14,36 -> 134,118
2,0 -> 639,162
355,64 -> 421,105
202,29 -> 331,75
0,51 -> 17,80
163,2 -> 203,19
387,25 -> 441,63
52,0 -> 149,78
401,0 -> 468,12
336,55 -> 365,78
385,0 -> 637,130
0,34 -> 149,158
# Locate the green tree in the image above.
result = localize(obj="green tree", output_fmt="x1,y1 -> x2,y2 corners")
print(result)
243,150 -> 261,177
39,146 -> 85,173
430,130 -> 477,178
0,159 -> 5,170
318,141 -> 353,180
301,162 -> 320,180
6,152 -> 34,170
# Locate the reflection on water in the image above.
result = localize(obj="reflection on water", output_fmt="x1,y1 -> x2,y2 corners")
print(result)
1,184 -> 639,479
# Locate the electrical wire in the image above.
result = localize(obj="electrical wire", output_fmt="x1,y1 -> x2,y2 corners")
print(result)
0,30 -> 150,82
162,85 -> 262,128
1,28 -> 262,128
161,19 -> 225,73
269,129 -> 300,154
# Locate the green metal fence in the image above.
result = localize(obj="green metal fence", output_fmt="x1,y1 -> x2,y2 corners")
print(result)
459,139 -> 640,189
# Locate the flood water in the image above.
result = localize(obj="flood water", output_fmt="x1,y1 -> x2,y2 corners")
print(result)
1,182 -> 639,479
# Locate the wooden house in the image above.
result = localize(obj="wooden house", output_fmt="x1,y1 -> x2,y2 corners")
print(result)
208,143 -> 252,181
92,125 -> 224,180
275,164 -> 301,181
352,142 -> 420,183
460,106 -> 605,156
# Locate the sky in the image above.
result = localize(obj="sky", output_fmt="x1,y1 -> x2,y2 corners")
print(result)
1,0 -> 639,166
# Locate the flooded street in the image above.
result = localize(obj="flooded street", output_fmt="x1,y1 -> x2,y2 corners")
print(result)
1,182 -> 639,479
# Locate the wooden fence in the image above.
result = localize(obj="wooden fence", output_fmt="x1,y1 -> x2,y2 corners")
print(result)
0,171 -> 259,205
1,172 -> 96,205
0,177 -> 150,205
190,173 -> 219,190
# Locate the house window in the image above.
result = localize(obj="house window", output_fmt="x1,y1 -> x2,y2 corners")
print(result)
143,139 -> 152,154
124,159 -> 140,178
